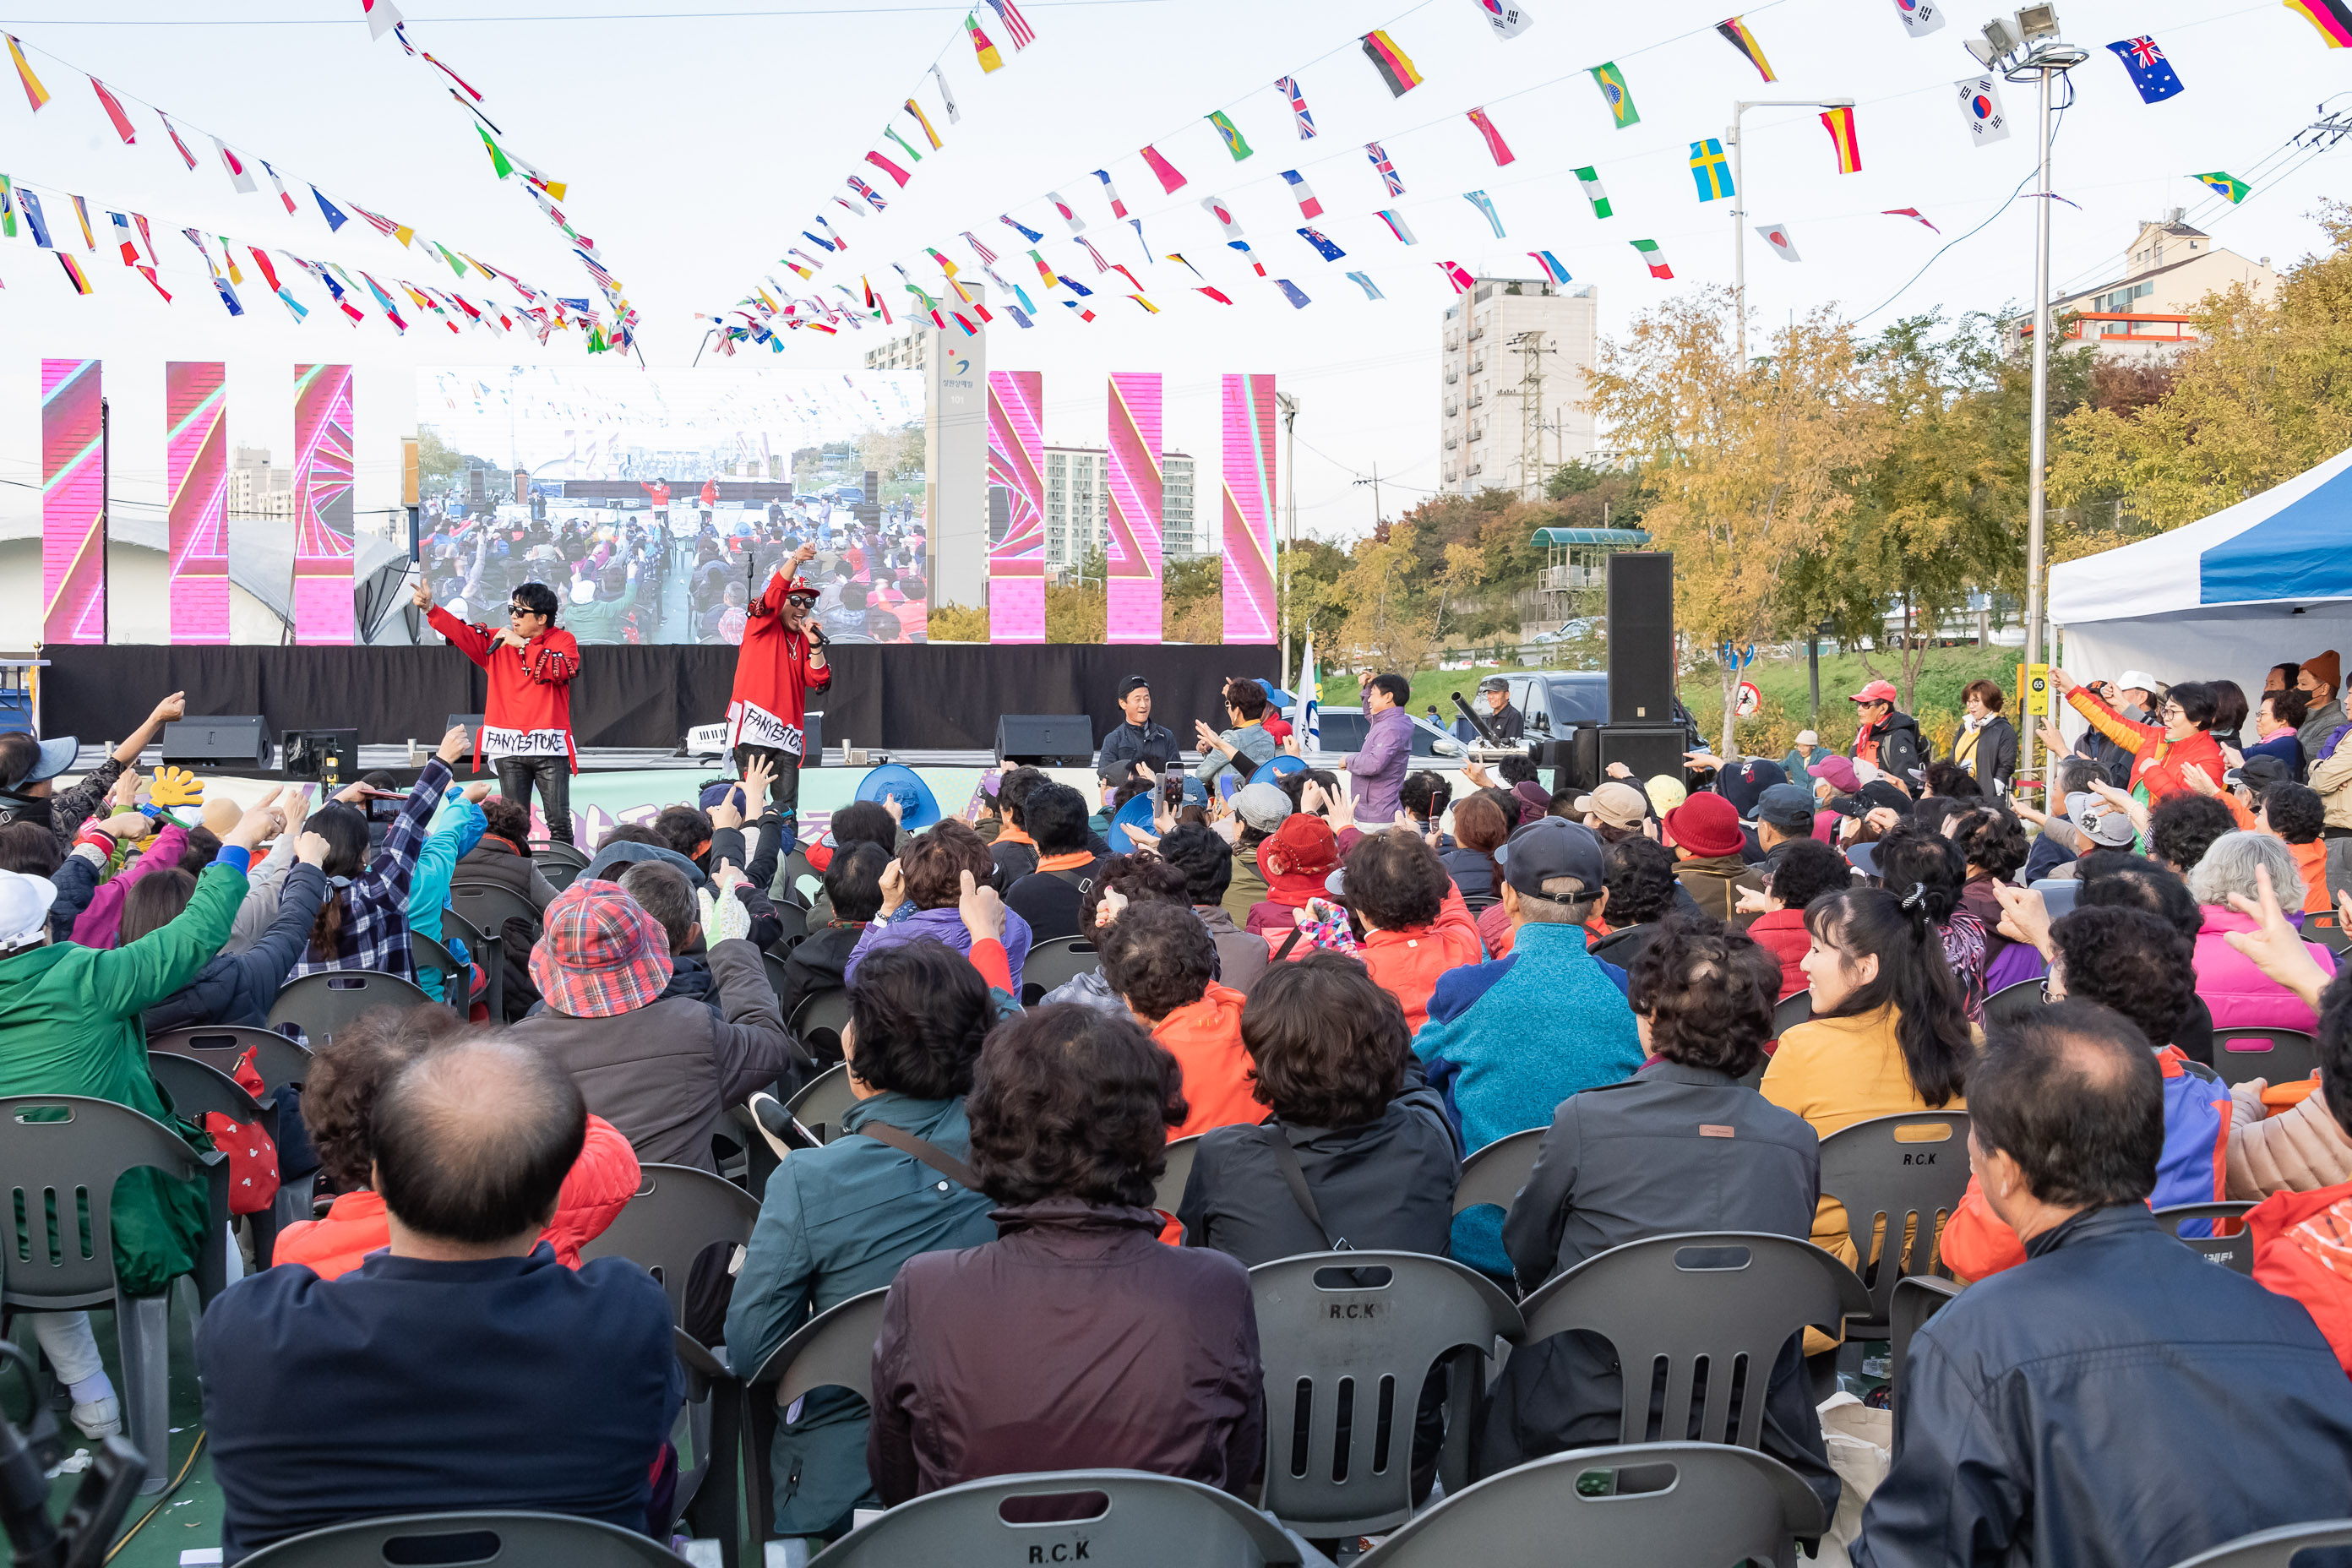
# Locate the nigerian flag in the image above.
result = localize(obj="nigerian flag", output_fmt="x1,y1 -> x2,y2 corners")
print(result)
1574,166 -> 1613,220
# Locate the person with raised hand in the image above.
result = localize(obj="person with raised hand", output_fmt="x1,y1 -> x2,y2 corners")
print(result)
0,689 -> 186,851
285,727 -> 471,989
416,573 -> 583,847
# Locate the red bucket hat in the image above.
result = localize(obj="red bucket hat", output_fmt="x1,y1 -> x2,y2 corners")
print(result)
1663,791 -> 1745,858
530,878 -> 675,1019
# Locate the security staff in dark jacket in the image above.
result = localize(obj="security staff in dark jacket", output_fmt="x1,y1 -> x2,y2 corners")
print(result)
1095,674 -> 1182,787
1470,677 -> 1526,743
1857,1003 -> 2352,1568
1483,918 -> 1838,1519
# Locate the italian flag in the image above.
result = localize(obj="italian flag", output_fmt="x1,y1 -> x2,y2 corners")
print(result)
1632,238 -> 1673,279
1575,166 -> 1612,220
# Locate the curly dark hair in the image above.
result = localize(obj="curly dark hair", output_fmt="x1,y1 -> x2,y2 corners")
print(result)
967,1002 -> 1186,1207
1601,836 -> 1680,925
1342,829 -> 1450,931
1079,852 -> 1190,930
2050,905 -> 2199,1050
823,841 -> 890,923
2263,781 -> 2326,845
652,804 -> 714,861
1222,678 -> 1270,721
1768,836 -> 1852,912
1400,772 -> 1453,824
2148,794 -> 2236,874
1629,915 -> 1780,1077
996,765 -> 1048,829
2263,687 -> 2311,732
1097,900 -> 1217,1020
1923,760 -> 1979,801
1498,755 -> 1538,787
827,800 -> 898,854
1240,950 -> 1408,1127
2078,858 -> 2201,938
900,818 -> 995,909
1154,824 -> 1234,906
479,793 -> 531,846
1872,825 -> 1965,923
847,937 -> 992,1098
1951,808 -> 2029,881
302,1003 -> 471,1191
0,820 -> 63,877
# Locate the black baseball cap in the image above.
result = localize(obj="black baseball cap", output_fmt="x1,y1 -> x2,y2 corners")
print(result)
2224,754 -> 2290,792
1116,674 -> 1151,700
1756,783 -> 1817,832
1493,818 -> 1606,901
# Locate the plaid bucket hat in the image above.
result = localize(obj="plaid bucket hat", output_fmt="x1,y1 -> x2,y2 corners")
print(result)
530,878 -> 674,1019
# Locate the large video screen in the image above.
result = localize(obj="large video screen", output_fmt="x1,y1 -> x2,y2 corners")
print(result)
417,366 -> 927,646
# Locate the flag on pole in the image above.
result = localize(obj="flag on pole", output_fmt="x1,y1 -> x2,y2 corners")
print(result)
1957,76 -> 2010,144
2194,171 -> 2251,202
1275,75 -> 1317,138
1001,213 -> 1044,241
1360,30 -> 1424,95
1883,207 -> 1941,231
5,33 -> 48,112
1464,190 -> 1505,237
966,13 -> 1005,72
1465,106 -> 1516,165
213,139 -> 259,194
1689,139 -> 1734,201
1092,169 -> 1128,218
1281,169 -> 1323,220
1366,142 -> 1405,196
1375,210 -> 1418,245
1470,0 -> 1535,38
1527,250 -> 1571,284
1575,166 -> 1614,219
864,150 -> 912,188
1345,271 -> 1385,300
1890,0 -> 1945,34
1297,227 -> 1346,261
1715,17 -> 1778,79
905,98 -> 945,149
1821,106 -> 1863,172
2284,0 -> 2352,46
158,111 -> 199,169
1140,144 -> 1189,193
1591,63 -> 1639,128
1756,221 -> 1801,260
1209,110 -> 1254,161
1439,261 -> 1476,294
932,64 -> 961,122
1296,633 -> 1323,751
2105,37 -> 2185,101
90,79 -> 137,143
985,0 -> 1035,47
1632,238 -> 1673,278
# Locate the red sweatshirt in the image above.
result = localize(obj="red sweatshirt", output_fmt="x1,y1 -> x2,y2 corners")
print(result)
427,604 -> 581,770
727,569 -> 832,756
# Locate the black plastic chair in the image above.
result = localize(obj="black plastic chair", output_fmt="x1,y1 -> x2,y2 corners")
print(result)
0,1096 -> 229,1489
1453,1127 -> 1545,1216
1886,1274 -> 1962,1452
744,1288 -> 892,1545
2166,1521 -> 2352,1568
265,970 -> 433,1047
1020,934 -> 1101,1005
807,1470 -> 1331,1568
768,901 -> 809,950
449,879 -> 544,943
147,1052 -> 286,1267
1248,1250 -> 1526,1538
235,1510 -> 692,1567
1816,1110 -> 1971,1334
148,1025 -> 313,1096
2153,1200 -> 2260,1275
1983,977 -> 2048,1028
762,950 -> 797,1011
789,988 -> 852,1065
577,1162 -> 763,1329
410,930 -> 471,1005
1353,1441 -> 1827,1567
530,839 -> 591,871
1517,1233 -> 1870,1452
1771,990 -> 1815,1037
783,1062 -> 858,1145
2209,1028 -> 2319,1090
2306,909 -> 2351,956
1154,1133 -> 1201,1219
539,858 -> 583,895
439,908 -> 505,1021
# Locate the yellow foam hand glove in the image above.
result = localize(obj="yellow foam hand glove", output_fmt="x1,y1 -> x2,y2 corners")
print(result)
149,766 -> 205,809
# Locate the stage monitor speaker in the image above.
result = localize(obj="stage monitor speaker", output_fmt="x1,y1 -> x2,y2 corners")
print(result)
1608,552 -> 1676,726
161,716 -> 270,770
996,714 -> 1094,767
1568,724 -> 1690,799
803,710 -> 825,765
282,728 -> 358,785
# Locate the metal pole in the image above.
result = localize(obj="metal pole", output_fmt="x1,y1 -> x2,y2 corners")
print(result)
1731,109 -> 1747,373
99,396 -> 110,644
1278,390 -> 1298,693
2022,62 -> 2055,799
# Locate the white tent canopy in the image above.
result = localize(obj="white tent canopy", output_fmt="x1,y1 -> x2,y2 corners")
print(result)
2049,444 -> 2352,705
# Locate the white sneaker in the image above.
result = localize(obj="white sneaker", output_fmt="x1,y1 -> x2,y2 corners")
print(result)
745,1092 -> 797,1162
70,1396 -> 120,1440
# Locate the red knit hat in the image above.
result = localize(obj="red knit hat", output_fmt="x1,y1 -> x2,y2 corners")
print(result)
530,878 -> 675,1019
1663,791 -> 1744,858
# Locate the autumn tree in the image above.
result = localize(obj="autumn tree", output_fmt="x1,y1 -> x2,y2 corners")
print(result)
1588,289 -> 1886,752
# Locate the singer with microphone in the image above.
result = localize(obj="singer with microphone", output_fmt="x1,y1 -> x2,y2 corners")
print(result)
726,540 -> 830,841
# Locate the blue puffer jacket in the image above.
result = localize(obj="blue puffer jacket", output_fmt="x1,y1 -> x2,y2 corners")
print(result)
142,863 -> 329,1034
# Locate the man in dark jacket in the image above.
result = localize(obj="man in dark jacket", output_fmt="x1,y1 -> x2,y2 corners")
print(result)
1856,1003 -> 2352,1568
1094,674 -> 1180,788
1848,679 -> 1924,787
1003,782 -> 1103,941
454,794 -> 558,910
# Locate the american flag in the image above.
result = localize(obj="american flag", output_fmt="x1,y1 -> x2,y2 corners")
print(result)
1076,235 -> 1112,272
961,230 -> 999,264
985,0 -> 1035,49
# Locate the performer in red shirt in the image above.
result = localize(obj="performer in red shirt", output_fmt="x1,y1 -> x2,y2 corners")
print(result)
413,574 -> 583,845
728,541 -> 830,838
639,477 -> 671,527
698,476 -> 720,527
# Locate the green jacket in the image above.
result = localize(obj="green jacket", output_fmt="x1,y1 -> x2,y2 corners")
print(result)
722,1092 -> 997,1538
0,858 -> 246,1295
561,577 -> 640,644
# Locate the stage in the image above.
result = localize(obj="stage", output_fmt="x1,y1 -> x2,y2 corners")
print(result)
36,642 -> 1273,755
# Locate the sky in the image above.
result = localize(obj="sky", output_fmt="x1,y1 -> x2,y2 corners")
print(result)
0,0 -> 2344,574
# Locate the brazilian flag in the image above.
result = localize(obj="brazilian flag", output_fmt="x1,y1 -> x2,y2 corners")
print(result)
1591,62 -> 1640,129
2193,171 -> 2250,204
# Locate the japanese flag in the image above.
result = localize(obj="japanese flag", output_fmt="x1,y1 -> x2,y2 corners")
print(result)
1956,76 -> 2010,145
1755,222 -> 1802,261
362,0 -> 404,41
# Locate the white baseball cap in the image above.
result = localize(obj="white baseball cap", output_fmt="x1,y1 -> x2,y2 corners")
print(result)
0,868 -> 57,954
2115,670 -> 2160,695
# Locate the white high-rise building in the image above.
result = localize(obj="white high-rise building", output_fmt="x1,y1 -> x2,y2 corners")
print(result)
1440,277 -> 1598,497
1042,445 -> 1198,574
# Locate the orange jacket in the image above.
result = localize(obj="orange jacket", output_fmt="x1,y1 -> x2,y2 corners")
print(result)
271,1113 -> 643,1278
2248,1180 -> 2352,1375
2066,686 -> 2228,806
1358,885 -> 1488,1033
1152,983 -> 1265,1140
2216,792 -> 2331,913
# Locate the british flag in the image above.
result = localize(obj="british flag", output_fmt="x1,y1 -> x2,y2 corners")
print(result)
985,0 -> 1035,48
1276,76 -> 1316,139
1366,142 -> 1404,197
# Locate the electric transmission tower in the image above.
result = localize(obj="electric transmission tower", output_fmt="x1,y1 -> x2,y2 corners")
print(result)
1502,330 -> 1556,501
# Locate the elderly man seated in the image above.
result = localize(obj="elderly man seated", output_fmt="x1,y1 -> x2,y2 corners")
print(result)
199,1036 -> 682,1564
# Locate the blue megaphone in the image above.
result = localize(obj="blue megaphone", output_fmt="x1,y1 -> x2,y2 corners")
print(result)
1250,754 -> 1307,787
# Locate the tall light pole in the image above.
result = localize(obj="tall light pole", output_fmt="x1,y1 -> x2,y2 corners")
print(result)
1974,3 -> 2085,797
1277,389 -> 1299,692
1728,96 -> 1854,372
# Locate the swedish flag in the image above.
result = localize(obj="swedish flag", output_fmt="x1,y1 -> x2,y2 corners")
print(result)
1690,139 -> 1734,202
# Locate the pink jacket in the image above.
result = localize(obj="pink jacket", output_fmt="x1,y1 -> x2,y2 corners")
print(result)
73,823 -> 188,949
2193,906 -> 2338,1032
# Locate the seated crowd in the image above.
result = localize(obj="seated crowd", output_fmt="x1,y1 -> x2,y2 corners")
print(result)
8,656 -> 2352,1566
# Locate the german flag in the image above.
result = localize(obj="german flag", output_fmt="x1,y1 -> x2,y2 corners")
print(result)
2285,0 -> 2352,45
1714,17 -> 1778,81
54,251 -> 91,296
1820,105 -> 1863,174
1359,30 -> 1424,96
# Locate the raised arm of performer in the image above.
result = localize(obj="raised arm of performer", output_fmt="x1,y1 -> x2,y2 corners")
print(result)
413,574 -> 583,847
726,542 -> 830,847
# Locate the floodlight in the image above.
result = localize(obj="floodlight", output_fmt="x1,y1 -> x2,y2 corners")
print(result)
1964,35 -> 1998,63
1980,16 -> 2021,57
2015,3 -> 2060,40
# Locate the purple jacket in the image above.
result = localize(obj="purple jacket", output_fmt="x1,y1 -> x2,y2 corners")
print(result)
73,823 -> 190,950
846,903 -> 1034,995
1347,705 -> 1414,826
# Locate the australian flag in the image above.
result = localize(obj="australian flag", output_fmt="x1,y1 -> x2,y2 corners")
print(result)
2105,36 -> 2183,104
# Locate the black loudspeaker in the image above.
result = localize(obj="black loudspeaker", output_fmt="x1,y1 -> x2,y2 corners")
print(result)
1567,724 -> 1691,795
161,716 -> 270,769
445,713 -> 485,742
1608,552 -> 1676,726
996,714 -> 1095,767
803,710 -> 825,765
